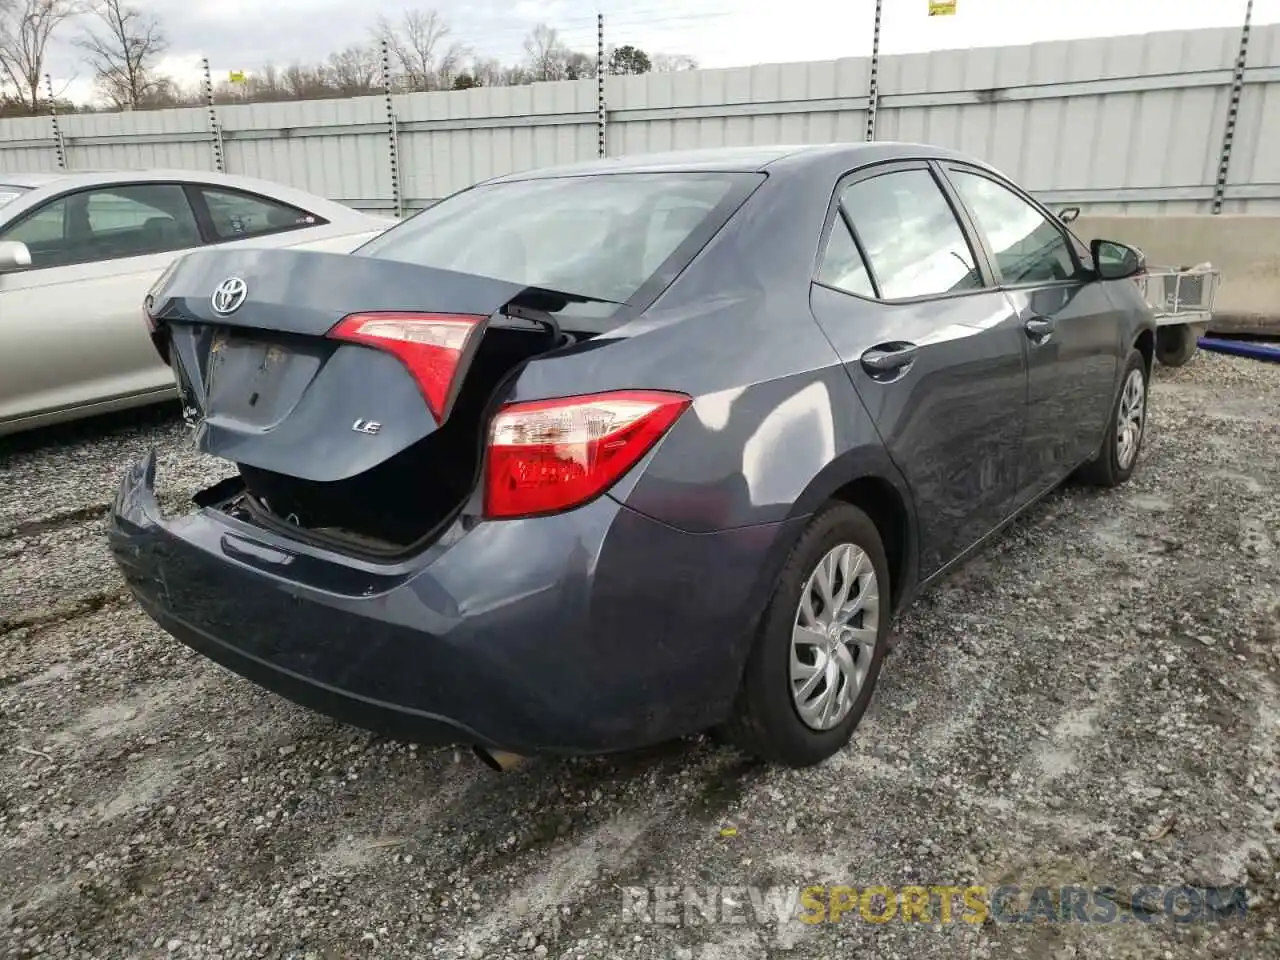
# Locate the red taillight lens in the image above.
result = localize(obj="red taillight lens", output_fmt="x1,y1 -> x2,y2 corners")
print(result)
484,390 -> 692,519
328,312 -> 485,423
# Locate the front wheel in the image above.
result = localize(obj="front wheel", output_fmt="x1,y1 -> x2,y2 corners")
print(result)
719,503 -> 890,767
1076,348 -> 1148,488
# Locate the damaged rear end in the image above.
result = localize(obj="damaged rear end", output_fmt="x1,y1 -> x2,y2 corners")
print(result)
147,247 -> 605,556
141,169 -> 760,557
110,168 -> 769,756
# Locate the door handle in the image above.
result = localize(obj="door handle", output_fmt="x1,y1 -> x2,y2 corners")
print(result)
1024,316 -> 1055,340
860,342 -> 918,377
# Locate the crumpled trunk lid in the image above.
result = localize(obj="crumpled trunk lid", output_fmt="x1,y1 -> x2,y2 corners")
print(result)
148,247 -> 527,483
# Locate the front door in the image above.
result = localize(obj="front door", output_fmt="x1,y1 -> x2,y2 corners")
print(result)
0,183 -> 205,423
808,162 -> 1029,579
940,164 -> 1122,502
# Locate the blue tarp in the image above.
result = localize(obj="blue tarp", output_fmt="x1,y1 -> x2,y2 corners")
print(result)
1197,337 -> 1280,363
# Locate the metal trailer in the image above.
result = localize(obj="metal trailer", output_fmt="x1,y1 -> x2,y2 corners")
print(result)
1133,264 -> 1223,367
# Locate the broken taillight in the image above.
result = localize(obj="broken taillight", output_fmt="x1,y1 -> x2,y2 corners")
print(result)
328,312 -> 485,424
484,390 -> 692,519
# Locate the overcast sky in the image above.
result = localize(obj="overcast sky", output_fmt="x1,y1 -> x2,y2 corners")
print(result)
44,0 -> 1280,104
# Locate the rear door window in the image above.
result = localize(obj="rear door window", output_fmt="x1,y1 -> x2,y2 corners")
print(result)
817,215 -> 875,298
357,172 -> 760,308
197,187 -> 324,242
839,169 -> 984,300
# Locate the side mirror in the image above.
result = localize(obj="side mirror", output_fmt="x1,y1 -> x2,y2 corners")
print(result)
1090,238 -> 1145,281
1057,206 -> 1081,224
0,239 -> 31,271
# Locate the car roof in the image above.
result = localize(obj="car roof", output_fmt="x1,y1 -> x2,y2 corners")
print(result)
485,142 -> 979,183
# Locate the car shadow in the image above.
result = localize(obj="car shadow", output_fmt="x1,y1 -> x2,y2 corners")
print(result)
0,401 -> 183,459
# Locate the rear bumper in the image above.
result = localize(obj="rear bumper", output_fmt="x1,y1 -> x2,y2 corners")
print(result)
108,452 -> 802,755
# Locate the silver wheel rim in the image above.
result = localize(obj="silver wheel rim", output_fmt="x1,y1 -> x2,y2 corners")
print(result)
1116,368 -> 1146,470
790,543 -> 880,731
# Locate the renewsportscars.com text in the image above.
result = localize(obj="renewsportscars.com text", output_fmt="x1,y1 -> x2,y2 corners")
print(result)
620,884 -> 1250,926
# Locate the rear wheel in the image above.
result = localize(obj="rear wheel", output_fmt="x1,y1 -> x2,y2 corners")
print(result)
719,503 -> 889,767
1155,323 -> 1197,367
1076,348 -> 1148,488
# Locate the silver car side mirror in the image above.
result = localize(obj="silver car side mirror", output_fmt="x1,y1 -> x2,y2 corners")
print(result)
0,239 -> 32,271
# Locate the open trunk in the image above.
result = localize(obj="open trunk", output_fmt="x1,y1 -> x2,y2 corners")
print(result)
232,325 -> 560,550
149,247 -> 606,556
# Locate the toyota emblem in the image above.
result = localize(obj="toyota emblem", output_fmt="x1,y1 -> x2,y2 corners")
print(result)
211,276 -> 248,315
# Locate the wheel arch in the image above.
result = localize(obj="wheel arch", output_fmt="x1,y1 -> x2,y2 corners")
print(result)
1134,326 -> 1155,373
786,445 -> 918,614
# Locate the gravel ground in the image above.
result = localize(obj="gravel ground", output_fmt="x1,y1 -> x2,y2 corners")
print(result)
1,352 -> 1278,960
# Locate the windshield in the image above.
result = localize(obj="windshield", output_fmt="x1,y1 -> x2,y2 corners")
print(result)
357,172 -> 759,305
0,185 -> 29,207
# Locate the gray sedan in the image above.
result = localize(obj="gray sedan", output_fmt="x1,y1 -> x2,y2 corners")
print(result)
110,143 -> 1156,768
0,169 -> 391,435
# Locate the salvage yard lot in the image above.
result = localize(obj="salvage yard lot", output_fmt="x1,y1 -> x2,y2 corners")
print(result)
2,353 -> 1278,960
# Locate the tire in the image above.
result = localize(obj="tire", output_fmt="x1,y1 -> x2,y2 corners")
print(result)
1155,324 -> 1197,367
1075,348 -> 1148,488
719,502 -> 890,767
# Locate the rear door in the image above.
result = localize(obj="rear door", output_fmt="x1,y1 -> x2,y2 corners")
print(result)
0,183 -> 205,423
808,161 -> 1029,579
939,163 -> 1121,502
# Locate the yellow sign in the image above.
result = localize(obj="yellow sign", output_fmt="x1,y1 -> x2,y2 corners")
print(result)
929,1 -> 957,14
228,70 -> 246,83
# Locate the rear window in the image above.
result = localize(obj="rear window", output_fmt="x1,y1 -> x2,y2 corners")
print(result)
0,185 -> 29,207
357,172 -> 757,306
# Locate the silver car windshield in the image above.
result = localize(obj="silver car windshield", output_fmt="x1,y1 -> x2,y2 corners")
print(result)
357,172 -> 755,305
0,185 -> 29,207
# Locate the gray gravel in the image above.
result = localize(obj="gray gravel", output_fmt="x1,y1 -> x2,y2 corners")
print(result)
2,352 -> 1279,960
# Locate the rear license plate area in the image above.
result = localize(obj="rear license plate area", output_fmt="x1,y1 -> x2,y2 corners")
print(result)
205,329 -> 324,427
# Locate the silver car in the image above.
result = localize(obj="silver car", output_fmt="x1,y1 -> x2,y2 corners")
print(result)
0,169 -> 392,435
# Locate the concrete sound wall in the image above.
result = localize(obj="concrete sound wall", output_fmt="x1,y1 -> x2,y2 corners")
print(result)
1075,215 -> 1280,333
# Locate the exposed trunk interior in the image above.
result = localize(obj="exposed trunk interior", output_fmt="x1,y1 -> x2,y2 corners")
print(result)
149,246 -> 623,557
229,322 -> 572,554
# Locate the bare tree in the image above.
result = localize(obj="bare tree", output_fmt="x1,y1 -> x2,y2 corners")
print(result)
280,62 -> 332,101
241,64 -> 284,102
374,9 -> 467,92
523,23 -> 570,82
502,64 -> 532,86
327,44 -> 378,96
49,10 -> 706,110
469,55 -> 504,88
0,0 -> 80,113
74,0 -> 166,109
211,63 -> 283,104
467,55 -> 529,88
520,24 -> 600,82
